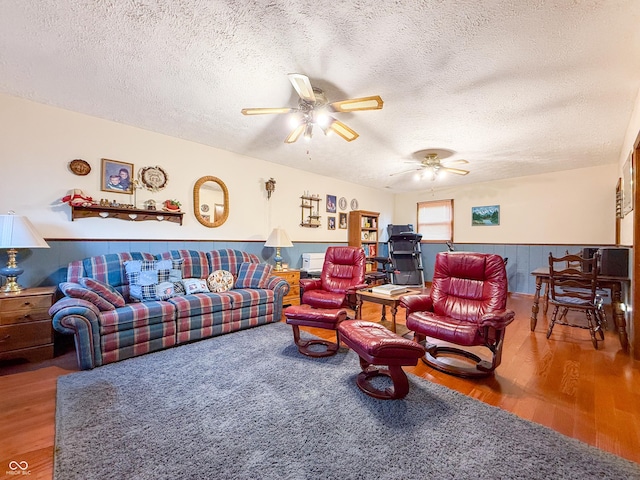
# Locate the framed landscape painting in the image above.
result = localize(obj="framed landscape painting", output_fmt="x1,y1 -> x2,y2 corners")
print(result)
471,205 -> 500,226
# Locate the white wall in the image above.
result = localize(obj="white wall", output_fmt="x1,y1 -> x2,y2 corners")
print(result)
0,94 -> 394,241
619,87 -> 640,246
394,164 -> 618,245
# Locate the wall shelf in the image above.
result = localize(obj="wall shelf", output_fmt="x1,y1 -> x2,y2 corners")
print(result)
300,195 -> 322,228
71,205 -> 184,225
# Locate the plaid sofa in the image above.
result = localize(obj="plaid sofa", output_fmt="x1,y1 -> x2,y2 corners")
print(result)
50,249 -> 289,370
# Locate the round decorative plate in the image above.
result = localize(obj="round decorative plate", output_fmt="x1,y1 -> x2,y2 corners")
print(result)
350,198 -> 359,210
201,204 -> 210,212
69,159 -> 91,176
338,197 -> 347,210
139,166 -> 168,192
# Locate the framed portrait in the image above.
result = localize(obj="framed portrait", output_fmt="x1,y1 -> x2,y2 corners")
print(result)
326,194 -> 337,213
328,216 -> 336,230
101,158 -> 134,195
471,205 -> 500,226
622,153 -> 634,216
339,212 -> 347,229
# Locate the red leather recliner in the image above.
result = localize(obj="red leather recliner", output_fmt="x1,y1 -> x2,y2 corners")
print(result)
300,246 -> 368,313
400,251 -> 515,378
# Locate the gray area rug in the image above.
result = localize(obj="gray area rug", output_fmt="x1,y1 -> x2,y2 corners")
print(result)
55,322 -> 640,480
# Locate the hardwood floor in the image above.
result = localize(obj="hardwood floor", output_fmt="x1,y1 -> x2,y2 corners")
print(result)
1,293 -> 638,479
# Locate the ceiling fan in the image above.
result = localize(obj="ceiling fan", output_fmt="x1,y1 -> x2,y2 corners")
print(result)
241,73 -> 383,143
391,152 -> 470,180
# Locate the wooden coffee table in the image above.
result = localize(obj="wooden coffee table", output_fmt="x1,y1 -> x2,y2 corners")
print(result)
355,287 -> 425,334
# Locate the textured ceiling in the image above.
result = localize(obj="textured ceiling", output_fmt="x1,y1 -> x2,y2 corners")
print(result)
1,1 -> 640,192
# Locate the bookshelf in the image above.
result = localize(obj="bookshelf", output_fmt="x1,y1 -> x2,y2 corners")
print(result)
348,210 -> 380,273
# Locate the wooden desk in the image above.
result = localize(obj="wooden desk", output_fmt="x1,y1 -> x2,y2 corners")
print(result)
355,287 -> 424,334
530,267 -> 630,349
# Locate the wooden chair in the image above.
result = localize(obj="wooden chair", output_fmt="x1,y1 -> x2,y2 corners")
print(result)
556,250 -> 608,331
547,252 -> 604,349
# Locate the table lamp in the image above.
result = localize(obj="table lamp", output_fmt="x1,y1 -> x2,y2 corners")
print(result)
264,227 -> 293,271
0,212 -> 50,293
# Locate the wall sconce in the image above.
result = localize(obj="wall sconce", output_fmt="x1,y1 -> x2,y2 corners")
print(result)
265,178 -> 276,199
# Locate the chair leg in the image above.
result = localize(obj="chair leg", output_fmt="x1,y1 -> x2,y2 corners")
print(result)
586,310 -> 599,350
547,306 -> 560,339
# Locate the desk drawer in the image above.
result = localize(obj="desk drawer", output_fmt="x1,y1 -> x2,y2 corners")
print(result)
0,321 -> 53,353
0,294 -> 52,312
0,308 -> 51,326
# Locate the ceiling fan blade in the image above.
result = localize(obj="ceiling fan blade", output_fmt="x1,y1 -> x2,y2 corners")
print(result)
284,124 -> 306,143
241,107 -> 295,115
329,95 -> 384,112
442,159 -> 469,166
441,167 -> 469,176
288,73 -> 316,103
325,118 -> 359,141
389,167 -> 422,177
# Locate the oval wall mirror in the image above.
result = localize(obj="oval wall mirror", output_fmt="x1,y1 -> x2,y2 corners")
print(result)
193,176 -> 229,227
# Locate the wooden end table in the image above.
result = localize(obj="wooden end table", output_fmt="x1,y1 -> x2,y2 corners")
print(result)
355,287 -> 425,334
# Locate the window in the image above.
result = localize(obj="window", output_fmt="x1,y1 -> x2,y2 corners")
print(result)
417,199 -> 453,242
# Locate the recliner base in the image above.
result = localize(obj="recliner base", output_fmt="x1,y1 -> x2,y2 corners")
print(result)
422,344 -> 496,378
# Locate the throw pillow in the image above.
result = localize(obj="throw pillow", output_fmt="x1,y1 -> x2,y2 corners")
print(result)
181,278 -> 210,294
59,282 -> 115,311
207,270 -> 234,293
124,260 -> 180,301
154,281 -> 178,301
78,277 -> 126,307
234,262 -> 273,289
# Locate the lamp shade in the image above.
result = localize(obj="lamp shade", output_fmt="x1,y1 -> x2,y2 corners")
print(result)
0,214 -> 49,249
264,228 -> 293,248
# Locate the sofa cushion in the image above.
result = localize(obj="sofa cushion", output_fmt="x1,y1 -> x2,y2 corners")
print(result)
59,282 -> 116,311
98,301 -> 176,335
68,252 -> 155,286
207,249 -> 260,276
78,277 -> 126,307
225,288 -> 274,309
168,292 -> 233,318
235,263 -> 273,289
207,270 -> 234,293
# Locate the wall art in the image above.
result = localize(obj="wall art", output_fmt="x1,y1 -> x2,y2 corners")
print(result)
471,205 -> 500,226
101,158 -> 133,194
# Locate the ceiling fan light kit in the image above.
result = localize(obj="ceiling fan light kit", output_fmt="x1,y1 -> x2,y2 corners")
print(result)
391,152 -> 470,181
241,73 -> 383,143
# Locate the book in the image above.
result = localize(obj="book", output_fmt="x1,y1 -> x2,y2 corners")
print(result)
371,284 -> 408,296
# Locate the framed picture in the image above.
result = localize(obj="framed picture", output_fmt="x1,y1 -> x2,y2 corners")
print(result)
339,212 -> 347,229
101,158 -> 134,194
326,194 -> 337,213
472,205 -> 500,226
622,153 -> 634,216
328,216 -> 336,230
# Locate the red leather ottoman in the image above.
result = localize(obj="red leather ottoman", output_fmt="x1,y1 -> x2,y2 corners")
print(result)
284,305 -> 348,357
338,320 -> 426,399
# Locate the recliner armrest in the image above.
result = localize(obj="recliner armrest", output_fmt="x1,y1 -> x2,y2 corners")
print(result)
399,294 -> 434,315
479,309 -> 516,329
299,278 -> 322,293
346,283 -> 368,294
